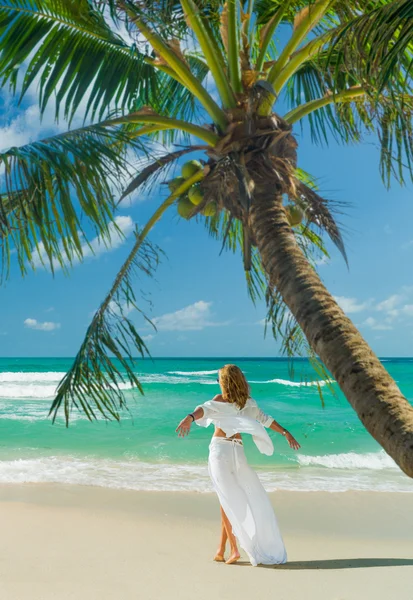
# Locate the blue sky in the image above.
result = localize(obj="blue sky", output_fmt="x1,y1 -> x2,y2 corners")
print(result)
1,68 -> 413,358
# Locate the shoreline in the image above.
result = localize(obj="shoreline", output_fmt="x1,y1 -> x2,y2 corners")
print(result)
0,483 -> 412,537
1,459 -> 411,493
0,484 -> 412,600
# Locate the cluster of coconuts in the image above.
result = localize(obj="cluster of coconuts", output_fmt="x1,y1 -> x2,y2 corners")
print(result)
285,203 -> 304,227
168,160 -> 217,219
169,161 -> 303,226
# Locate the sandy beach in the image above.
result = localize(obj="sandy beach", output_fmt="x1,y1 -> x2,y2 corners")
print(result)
0,484 -> 412,600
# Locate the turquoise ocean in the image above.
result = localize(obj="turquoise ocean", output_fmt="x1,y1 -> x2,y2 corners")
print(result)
0,357 -> 412,493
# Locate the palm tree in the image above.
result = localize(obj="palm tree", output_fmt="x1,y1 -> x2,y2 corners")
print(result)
1,0 -> 413,476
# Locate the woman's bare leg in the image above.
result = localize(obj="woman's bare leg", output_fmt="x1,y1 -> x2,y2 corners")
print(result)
213,512 -> 227,562
220,506 -> 240,564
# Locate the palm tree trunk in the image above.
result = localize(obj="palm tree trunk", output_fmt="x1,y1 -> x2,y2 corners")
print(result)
251,191 -> 413,478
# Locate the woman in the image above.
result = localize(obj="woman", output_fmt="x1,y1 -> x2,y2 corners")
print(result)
175,364 -> 301,567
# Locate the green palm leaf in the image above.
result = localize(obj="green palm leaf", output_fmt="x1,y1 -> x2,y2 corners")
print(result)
0,0 -> 161,122
49,170 -> 205,424
118,145 -> 205,203
0,121 -> 143,276
327,0 -> 413,94
48,228 -> 161,424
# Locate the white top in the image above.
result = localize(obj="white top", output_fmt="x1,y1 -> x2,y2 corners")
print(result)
194,397 -> 275,456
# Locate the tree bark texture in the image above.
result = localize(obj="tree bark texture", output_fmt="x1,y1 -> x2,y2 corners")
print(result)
251,192 -> 413,478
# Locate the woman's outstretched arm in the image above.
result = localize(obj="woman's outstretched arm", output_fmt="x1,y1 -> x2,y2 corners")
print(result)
251,400 -> 301,450
268,419 -> 301,450
175,406 -> 204,437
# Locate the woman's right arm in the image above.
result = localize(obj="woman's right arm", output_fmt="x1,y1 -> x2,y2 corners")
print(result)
175,406 -> 205,437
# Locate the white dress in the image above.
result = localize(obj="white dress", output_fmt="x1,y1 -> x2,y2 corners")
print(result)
195,397 -> 287,567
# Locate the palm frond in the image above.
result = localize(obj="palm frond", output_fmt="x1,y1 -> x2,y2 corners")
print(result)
204,210 -> 266,302
48,169 -> 205,423
0,0 -> 162,123
118,145 -> 205,204
286,65 -> 413,186
254,0 -> 308,26
107,0 -> 224,41
48,229 -> 161,424
181,0 -> 236,106
327,0 -> 413,94
294,181 -> 348,265
0,122 -> 142,277
284,51 -> 370,146
119,2 -> 228,129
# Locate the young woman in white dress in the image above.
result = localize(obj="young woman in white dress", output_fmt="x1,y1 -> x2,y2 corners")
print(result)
176,364 -> 300,566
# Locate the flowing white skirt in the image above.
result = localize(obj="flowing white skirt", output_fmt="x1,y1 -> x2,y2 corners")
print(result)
208,437 -> 287,567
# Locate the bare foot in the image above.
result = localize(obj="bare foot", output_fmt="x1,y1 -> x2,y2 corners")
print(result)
225,551 -> 240,565
213,553 -> 225,562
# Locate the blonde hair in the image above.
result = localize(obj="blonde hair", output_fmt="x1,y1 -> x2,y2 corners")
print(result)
218,364 -> 250,409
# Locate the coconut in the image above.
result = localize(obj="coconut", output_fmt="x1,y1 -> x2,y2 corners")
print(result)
181,160 -> 202,179
285,204 -> 303,226
177,197 -> 195,219
168,176 -> 186,193
188,184 -> 204,205
202,202 -> 217,217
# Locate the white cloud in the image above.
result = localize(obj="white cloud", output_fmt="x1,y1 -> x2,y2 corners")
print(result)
32,215 -> 134,270
142,334 -> 154,342
0,67 -> 102,154
401,304 -> 413,316
0,104 -> 50,152
385,309 -> 400,320
0,99 -> 92,153
77,215 -> 134,259
376,295 -> 403,312
152,301 -> 225,331
334,296 -> 370,314
24,318 -> 60,332
108,299 -> 136,318
363,317 -> 392,331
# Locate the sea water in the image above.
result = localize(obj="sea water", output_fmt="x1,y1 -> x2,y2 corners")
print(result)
0,357 -> 412,493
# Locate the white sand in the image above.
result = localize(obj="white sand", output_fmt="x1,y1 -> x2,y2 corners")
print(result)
0,484 -> 412,600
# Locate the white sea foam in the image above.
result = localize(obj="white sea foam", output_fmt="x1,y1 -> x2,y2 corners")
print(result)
0,371 -> 66,383
0,370 -> 332,395
0,372 -> 216,400
250,378 -> 333,387
0,384 -> 58,399
0,381 -> 137,399
168,370 -> 218,376
138,374 -> 216,385
0,455 -> 411,493
297,451 -> 398,470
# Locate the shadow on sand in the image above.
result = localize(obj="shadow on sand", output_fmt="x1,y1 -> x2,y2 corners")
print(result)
231,558 -> 413,570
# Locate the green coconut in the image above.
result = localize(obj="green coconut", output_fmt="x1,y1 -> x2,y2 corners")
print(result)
177,197 -> 195,219
188,184 -> 204,206
202,202 -> 217,217
286,204 -> 304,226
181,160 -> 202,179
168,176 -> 186,193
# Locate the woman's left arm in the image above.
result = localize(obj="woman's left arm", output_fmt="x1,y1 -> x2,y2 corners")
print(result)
249,400 -> 301,450
268,419 -> 301,450
175,406 -> 205,437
